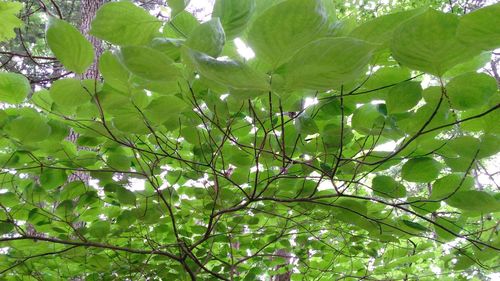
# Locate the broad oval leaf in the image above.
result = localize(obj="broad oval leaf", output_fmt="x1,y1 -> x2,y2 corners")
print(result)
446,72 -> 497,110
119,46 -> 181,81
446,190 -> 500,213
247,0 -> 328,69
0,72 -> 30,104
49,78 -> 92,107
401,157 -> 442,183
371,175 -> 407,199
46,17 -> 94,74
90,1 -> 161,45
391,9 -> 478,76
386,81 -> 422,113
279,37 -> 374,91
457,3 -> 500,51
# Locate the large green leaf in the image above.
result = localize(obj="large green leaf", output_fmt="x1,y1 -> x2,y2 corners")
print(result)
90,1 -> 161,45
391,9 -> 478,76
446,190 -> 500,213
213,0 -> 255,39
144,95 -> 189,124
371,175 -> 406,199
401,157 -> 442,183
350,9 -> 421,47
99,51 -> 130,93
351,103 -> 386,135
186,50 -> 269,91
49,78 -> 92,108
0,72 -> 30,104
46,17 -> 94,74
4,114 -> 51,143
247,0 -> 328,69
431,174 -> 474,200
457,3 -> 500,51
119,46 -> 181,81
446,72 -> 497,110
163,11 -> 199,38
385,81 -> 422,113
185,18 -> 225,57
0,1 -> 23,42
278,37 -> 374,90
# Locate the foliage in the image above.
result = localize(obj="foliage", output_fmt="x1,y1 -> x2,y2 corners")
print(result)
0,0 -> 499,280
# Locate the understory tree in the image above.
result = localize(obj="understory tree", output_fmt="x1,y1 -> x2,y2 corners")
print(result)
0,0 -> 499,280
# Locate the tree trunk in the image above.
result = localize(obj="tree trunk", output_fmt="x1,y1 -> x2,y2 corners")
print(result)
79,0 -> 104,79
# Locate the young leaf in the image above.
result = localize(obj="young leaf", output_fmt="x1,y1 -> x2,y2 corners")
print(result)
0,1 -> 23,42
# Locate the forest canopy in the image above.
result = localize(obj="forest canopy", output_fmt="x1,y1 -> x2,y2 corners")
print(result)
0,0 -> 499,280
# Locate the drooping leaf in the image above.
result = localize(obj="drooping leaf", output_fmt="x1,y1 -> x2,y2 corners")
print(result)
46,17 -> 94,74
49,78 -> 92,108
90,1 -> 161,45
144,95 -> 189,124
185,50 -> 269,90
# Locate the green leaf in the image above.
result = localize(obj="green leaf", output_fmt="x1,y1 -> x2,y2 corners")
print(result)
402,220 -> 427,232
107,153 -> 131,171
213,0 -> 255,39
351,103 -> 386,135
391,9 -> 478,76
431,174 -> 474,200
434,217 -> 462,242
4,114 -> 51,143
386,81 -> 422,114
49,78 -> 92,108
0,1 -> 23,42
167,0 -> 190,16
119,46 -> 180,81
40,169 -> 67,190
247,0 -> 328,69
163,11 -> 199,38
116,186 -> 136,206
401,157 -> 442,183
88,221 -> 110,239
457,3 -> 500,51
186,50 -> 269,90
46,17 -> 94,74
278,37 -> 373,90
90,1 -> 161,45
60,181 -> 86,201
185,18 -> 225,57
446,190 -> 500,213
446,72 -> 497,110
0,72 -> 30,104
144,95 -> 188,124
0,222 -> 14,235
371,175 -> 406,199
99,51 -> 130,93
408,196 -> 440,215
350,9 -> 421,47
